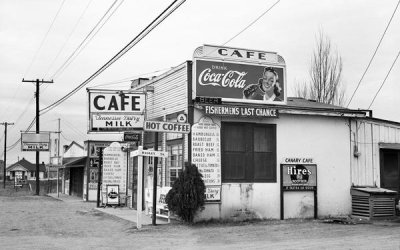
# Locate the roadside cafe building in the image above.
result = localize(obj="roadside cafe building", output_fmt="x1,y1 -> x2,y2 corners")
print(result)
125,44 -> 400,221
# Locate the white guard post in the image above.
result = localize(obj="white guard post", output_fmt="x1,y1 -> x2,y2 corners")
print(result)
130,146 -> 168,229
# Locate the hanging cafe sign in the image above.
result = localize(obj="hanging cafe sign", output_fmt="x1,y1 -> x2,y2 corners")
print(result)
87,89 -> 146,132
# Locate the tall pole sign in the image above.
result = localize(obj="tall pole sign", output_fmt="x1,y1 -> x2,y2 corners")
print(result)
22,78 -> 53,195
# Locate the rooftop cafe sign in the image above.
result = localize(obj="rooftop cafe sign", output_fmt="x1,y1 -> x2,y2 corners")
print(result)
193,45 -> 287,105
87,89 -> 146,132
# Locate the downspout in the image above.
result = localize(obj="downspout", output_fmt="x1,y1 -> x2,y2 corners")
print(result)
348,117 -> 353,187
187,61 -> 193,165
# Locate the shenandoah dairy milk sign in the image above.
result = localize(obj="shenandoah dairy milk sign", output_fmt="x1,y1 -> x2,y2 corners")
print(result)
193,45 -> 287,105
88,90 -> 146,132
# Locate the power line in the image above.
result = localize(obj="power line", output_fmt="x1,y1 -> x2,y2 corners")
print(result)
346,0 -> 400,108
40,0 -> 185,116
89,67 -> 171,88
367,50 -> 400,109
52,0 -> 125,80
61,132 -> 73,142
49,0 -> 120,79
23,0 -> 67,78
43,0 -> 94,79
221,0 -> 280,47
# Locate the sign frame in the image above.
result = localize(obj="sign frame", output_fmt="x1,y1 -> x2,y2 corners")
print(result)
280,160 -> 318,220
191,116 -> 222,202
106,184 -> 120,205
21,132 -> 50,151
192,45 -> 287,106
87,89 -> 146,133
123,132 -> 141,142
143,120 -> 191,134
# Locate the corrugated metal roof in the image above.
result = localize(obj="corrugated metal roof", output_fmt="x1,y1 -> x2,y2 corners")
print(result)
286,97 -> 345,109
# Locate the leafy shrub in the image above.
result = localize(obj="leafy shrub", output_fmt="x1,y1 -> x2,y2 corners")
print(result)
165,163 -> 206,223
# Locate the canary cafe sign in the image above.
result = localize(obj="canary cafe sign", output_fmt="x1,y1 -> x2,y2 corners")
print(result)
88,90 -> 146,132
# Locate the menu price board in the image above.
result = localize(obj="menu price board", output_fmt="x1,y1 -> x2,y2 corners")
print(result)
191,116 -> 221,201
102,142 -> 127,199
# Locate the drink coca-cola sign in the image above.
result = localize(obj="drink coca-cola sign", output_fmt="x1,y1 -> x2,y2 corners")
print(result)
194,59 -> 286,104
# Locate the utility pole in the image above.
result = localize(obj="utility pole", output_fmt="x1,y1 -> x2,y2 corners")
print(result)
22,78 -> 53,195
1,122 -> 14,189
57,118 -> 61,197
152,132 -> 159,225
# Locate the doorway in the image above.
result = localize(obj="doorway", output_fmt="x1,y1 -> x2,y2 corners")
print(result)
69,167 -> 84,197
380,149 -> 400,193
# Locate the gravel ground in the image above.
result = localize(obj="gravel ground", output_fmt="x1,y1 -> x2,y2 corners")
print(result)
1,189 -> 400,250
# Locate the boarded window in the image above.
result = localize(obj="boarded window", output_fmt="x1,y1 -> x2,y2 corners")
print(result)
222,123 -> 276,182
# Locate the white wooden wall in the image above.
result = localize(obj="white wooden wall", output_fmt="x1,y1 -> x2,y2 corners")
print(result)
350,119 -> 400,187
135,62 -> 189,185
144,62 -> 188,120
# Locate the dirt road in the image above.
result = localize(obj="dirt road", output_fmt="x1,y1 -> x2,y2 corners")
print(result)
1,193 -> 400,250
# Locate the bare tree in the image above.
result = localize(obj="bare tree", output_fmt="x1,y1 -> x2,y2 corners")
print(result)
295,31 -> 346,106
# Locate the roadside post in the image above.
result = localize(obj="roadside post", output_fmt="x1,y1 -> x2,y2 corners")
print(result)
96,148 -> 104,208
130,146 -> 168,229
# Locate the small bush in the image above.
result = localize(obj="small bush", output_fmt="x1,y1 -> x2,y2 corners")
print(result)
165,163 -> 206,223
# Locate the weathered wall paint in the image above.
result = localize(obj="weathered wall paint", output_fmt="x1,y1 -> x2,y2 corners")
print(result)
195,111 -> 352,220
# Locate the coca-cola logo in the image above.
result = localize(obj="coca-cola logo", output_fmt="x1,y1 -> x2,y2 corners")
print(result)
198,68 -> 247,89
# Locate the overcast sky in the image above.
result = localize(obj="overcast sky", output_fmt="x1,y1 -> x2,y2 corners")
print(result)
0,0 -> 399,164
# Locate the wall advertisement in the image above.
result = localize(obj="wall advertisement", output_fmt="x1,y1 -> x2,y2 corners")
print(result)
191,116 -> 221,201
193,45 -> 286,105
87,89 -> 146,132
281,158 -> 317,191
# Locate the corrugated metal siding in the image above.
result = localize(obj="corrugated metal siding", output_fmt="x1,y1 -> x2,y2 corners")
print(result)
351,119 -> 400,186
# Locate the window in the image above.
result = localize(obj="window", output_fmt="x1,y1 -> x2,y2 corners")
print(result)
167,144 -> 183,186
222,122 -> 276,182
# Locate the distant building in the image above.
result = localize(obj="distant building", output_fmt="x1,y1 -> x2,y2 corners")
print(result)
60,141 -> 85,197
6,158 -> 46,180
63,141 -> 84,157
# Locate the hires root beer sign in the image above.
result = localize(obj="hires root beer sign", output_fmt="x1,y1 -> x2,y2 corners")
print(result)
193,45 -> 286,105
88,90 -> 146,132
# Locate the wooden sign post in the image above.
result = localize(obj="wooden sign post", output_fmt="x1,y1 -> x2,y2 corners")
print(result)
130,146 -> 168,229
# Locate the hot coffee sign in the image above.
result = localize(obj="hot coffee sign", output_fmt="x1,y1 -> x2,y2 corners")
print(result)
88,89 -> 146,132
193,45 -> 287,105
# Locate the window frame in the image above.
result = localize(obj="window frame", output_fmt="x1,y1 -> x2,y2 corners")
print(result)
221,122 -> 277,183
